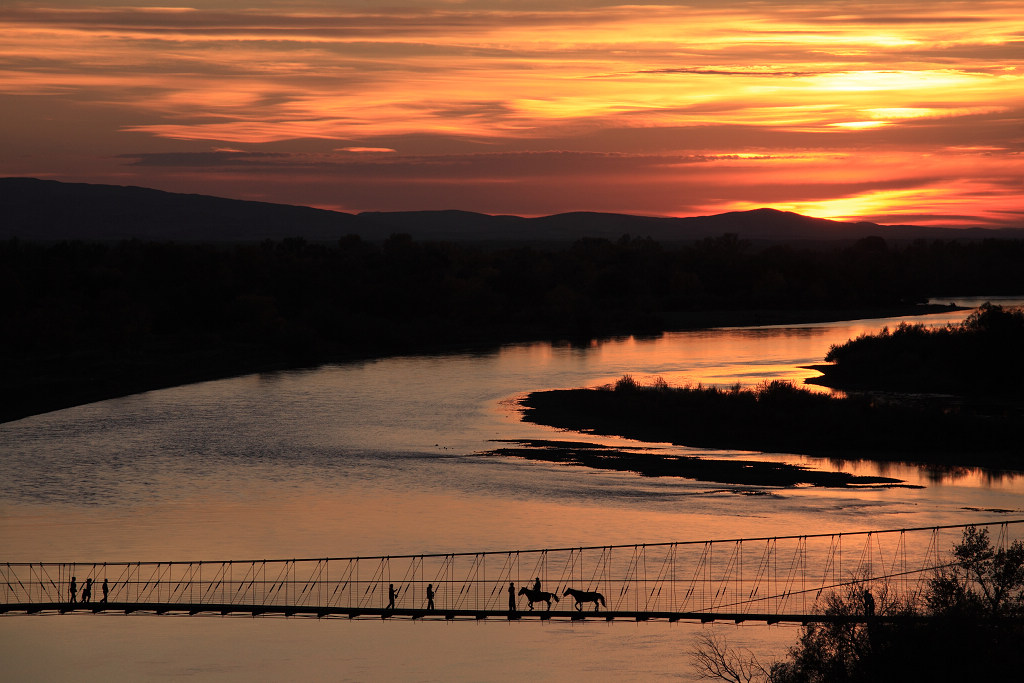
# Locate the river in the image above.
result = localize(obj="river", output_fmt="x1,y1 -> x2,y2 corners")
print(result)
2,296 -> 1022,680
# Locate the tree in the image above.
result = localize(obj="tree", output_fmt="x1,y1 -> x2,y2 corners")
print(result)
928,525 -> 1024,619
692,526 -> 1024,682
691,632 -> 775,683
769,579 -> 916,683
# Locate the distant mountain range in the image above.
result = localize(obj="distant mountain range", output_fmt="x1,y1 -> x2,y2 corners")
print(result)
3,177 -> 1021,244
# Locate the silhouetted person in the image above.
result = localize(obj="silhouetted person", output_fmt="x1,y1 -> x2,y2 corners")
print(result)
69,576 -> 77,604
82,577 -> 92,604
426,583 -> 435,610
532,577 -> 541,593
508,582 -> 516,612
101,578 -> 109,604
387,583 -> 396,610
863,588 -> 875,618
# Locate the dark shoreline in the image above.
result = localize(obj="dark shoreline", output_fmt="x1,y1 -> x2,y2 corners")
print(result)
517,380 -> 1024,476
3,304 -> 959,424
806,302 -> 1024,399
480,439 -> 920,489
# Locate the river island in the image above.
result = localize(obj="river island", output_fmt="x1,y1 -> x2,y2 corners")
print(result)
493,304 -> 1024,486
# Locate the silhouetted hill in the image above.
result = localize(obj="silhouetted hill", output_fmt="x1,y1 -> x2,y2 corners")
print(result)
5,177 -> 1021,244
358,209 -> 527,241
360,207 -> 1021,243
0,177 -> 373,242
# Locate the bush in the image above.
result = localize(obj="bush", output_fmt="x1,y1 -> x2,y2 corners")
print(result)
693,527 -> 1024,682
821,303 -> 1024,395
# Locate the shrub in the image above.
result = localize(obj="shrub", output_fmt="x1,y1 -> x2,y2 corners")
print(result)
693,526 -> 1024,682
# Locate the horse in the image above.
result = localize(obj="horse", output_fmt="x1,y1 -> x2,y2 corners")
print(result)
517,586 -> 559,611
563,587 -> 607,612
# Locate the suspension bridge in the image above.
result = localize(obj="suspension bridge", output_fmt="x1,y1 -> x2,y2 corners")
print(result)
3,520 -> 1021,623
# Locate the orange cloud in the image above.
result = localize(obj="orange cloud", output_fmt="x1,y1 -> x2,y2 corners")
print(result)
1,1 -> 1022,225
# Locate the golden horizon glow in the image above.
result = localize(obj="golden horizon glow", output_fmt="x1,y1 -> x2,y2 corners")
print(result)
2,1 -> 1023,225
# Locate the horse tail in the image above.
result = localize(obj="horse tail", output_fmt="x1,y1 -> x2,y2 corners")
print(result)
599,593 -> 606,607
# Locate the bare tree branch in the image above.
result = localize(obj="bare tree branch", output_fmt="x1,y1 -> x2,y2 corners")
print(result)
690,631 -> 774,683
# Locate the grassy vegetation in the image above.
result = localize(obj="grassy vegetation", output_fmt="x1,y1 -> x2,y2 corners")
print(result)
519,375 -> 1022,466
813,303 -> 1024,396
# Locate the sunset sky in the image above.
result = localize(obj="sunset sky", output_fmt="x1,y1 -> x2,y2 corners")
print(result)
2,1 -> 1022,226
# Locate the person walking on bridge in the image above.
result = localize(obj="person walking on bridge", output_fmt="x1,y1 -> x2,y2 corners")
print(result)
69,576 -> 77,604
426,583 -> 435,611
508,582 -> 516,612
387,583 -> 396,610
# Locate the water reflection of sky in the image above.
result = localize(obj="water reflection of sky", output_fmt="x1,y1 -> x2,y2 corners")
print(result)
3,300 -> 1022,553
3,301 -> 1023,681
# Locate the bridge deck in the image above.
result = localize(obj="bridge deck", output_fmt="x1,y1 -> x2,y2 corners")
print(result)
0,601 -> 948,625
6,521 -> 1021,624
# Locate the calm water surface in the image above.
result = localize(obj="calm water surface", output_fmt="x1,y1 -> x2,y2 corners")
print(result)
3,297 -> 1022,680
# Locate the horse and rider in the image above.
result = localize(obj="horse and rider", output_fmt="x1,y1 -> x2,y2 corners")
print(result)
515,577 -> 607,613
517,577 -> 559,611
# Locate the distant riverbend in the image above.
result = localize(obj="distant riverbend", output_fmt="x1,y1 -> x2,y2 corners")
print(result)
2,232 -> 978,424
1,301 -> 959,424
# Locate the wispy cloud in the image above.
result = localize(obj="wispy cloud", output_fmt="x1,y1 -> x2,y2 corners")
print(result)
1,1 -> 1023,225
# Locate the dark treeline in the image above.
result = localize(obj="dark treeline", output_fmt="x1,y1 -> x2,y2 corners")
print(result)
4,233 -> 1024,422
814,303 -> 1024,396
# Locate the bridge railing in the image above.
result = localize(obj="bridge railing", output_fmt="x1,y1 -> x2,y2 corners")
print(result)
4,520 -> 1022,616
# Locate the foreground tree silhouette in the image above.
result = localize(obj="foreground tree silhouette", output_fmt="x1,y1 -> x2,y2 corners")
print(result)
691,632 -> 773,683
692,526 -> 1024,682
927,524 -> 1024,619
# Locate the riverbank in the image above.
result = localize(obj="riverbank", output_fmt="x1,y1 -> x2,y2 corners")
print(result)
809,302 -> 1024,396
516,377 -> 1024,474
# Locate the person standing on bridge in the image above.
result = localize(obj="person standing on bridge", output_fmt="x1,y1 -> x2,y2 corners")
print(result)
69,576 -> 77,604
863,588 -> 875,618
101,578 -> 109,604
387,583 -> 396,610
82,577 -> 92,604
508,582 -> 516,612
426,583 -> 435,610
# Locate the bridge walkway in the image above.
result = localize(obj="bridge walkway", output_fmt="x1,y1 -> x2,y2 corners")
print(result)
4,520 -> 1022,624
1,601 -> 962,625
